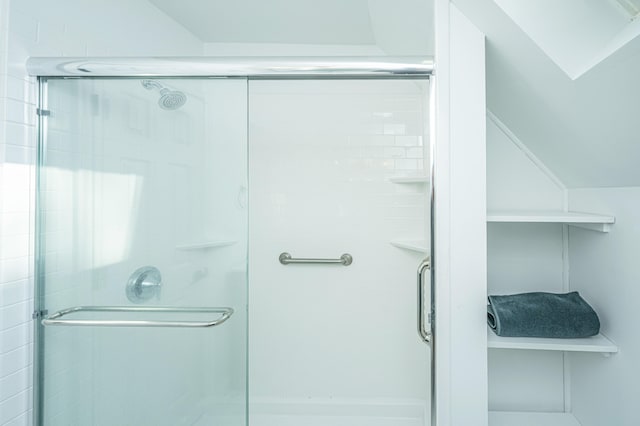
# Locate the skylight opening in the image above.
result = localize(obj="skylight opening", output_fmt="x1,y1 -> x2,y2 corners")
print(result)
611,0 -> 640,20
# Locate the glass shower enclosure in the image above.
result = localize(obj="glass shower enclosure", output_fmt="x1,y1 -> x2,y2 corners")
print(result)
31,57 -> 435,426
35,78 -> 248,425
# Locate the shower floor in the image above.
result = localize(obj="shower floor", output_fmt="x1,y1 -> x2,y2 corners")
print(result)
193,397 -> 426,426
194,414 -> 423,426
250,414 -> 424,426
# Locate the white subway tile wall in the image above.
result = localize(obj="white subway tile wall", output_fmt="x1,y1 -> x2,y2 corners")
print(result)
248,80 -> 430,421
0,1 -> 204,424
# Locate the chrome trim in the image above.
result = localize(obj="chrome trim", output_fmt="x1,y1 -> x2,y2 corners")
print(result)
41,306 -> 233,328
33,77 -> 48,426
418,257 -> 432,343
428,73 -> 437,426
279,252 -> 353,266
26,56 -> 434,78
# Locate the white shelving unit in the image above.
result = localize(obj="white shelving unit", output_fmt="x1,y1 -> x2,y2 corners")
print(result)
388,176 -> 429,184
175,240 -> 236,251
487,329 -> 618,354
487,209 -> 617,423
489,411 -> 581,426
487,210 -> 615,232
389,239 -> 428,253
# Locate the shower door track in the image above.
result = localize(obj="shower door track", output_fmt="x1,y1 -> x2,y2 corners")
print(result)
29,57 -> 436,426
26,56 -> 433,78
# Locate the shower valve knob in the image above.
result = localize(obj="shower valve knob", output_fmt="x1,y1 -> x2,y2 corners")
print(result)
126,266 -> 162,303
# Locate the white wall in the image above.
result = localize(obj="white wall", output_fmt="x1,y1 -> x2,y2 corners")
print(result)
486,106 -> 568,412
205,42 -> 385,56
248,80 -> 430,421
432,3 -> 487,425
0,1 -> 203,424
568,187 -> 640,426
486,114 -> 565,211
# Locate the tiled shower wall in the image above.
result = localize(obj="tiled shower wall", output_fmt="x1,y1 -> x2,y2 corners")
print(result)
248,80 -> 430,419
0,2 -> 202,424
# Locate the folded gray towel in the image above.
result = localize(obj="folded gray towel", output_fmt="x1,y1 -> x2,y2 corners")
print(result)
487,291 -> 600,338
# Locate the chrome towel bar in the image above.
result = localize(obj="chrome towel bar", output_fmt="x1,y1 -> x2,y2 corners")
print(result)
41,306 -> 233,328
279,252 -> 353,266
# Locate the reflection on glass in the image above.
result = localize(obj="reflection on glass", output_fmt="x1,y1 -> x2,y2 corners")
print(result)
39,78 -> 248,425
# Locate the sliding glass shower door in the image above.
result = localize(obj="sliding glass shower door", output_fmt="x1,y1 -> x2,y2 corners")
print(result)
35,78 -> 248,425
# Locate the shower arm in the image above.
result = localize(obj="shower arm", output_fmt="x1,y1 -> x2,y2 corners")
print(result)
141,79 -> 164,92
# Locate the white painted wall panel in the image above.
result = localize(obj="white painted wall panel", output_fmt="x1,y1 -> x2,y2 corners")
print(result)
486,116 -> 564,211
437,5 -> 487,425
569,187 -> 640,426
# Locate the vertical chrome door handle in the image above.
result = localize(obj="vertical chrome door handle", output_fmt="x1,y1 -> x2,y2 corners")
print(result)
418,256 -> 432,343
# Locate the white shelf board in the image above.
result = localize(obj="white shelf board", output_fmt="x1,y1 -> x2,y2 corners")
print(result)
175,240 -> 236,251
389,240 -> 428,253
388,176 -> 429,184
488,329 -> 618,354
489,411 -> 580,426
487,210 -> 615,232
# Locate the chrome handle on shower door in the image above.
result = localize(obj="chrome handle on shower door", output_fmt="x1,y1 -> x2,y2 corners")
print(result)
41,306 -> 233,328
418,257 -> 431,343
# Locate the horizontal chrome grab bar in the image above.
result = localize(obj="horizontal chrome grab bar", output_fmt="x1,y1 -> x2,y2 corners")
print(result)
279,252 -> 353,266
41,306 -> 233,328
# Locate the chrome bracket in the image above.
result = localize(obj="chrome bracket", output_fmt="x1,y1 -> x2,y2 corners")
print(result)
32,310 -> 49,319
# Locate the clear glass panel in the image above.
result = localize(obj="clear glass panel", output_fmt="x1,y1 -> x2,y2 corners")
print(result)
38,78 -> 248,425
247,80 -> 430,424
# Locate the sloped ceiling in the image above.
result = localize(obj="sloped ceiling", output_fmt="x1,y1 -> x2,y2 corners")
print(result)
455,0 -> 640,188
493,0 -> 640,79
148,0 -> 433,54
148,0 -> 375,45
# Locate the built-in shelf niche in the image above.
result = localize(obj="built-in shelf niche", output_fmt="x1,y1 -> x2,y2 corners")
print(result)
487,210 -> 615,232
487,328 -> 618,354
389,239 -> 428,253
388,176 -> 429,184
175,240 -> 236,251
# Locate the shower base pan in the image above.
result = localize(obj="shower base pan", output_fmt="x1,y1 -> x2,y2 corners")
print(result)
195,397 -> 426,426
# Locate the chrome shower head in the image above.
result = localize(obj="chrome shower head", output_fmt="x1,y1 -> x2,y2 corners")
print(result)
158,88 -> 187,110
141,80 -> 187,110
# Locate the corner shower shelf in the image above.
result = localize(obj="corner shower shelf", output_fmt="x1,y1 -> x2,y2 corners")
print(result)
390,239 -> 428,253
389,176 -> 429,184
175,240 -> 236,251
487,329 -> 618,354
489,411 -> 580,426
487,210 -> 615,232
